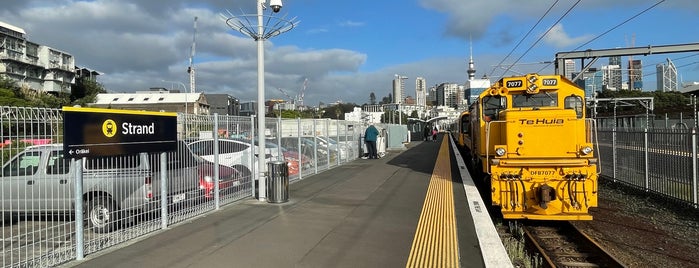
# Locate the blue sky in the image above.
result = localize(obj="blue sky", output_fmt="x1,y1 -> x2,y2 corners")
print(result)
2,0 -> 698,106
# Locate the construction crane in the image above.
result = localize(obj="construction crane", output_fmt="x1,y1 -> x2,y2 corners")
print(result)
187,16 -> 197,93
298,78 -> 308,107
277,88 -> 295,104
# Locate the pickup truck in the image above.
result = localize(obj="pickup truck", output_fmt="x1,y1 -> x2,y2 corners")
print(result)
1,141 -> 241,233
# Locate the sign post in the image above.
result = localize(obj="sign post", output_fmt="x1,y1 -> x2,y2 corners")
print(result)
62,106 -> 178,259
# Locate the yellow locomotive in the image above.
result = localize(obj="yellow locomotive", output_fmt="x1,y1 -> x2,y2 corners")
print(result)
461,73 -> 599,220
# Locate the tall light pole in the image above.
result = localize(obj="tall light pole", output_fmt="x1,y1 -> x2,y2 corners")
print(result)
222,1 -> 298,201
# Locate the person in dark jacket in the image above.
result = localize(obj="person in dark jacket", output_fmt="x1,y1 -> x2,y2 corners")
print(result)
364,124 -> 380,159
423,125 -> 431,141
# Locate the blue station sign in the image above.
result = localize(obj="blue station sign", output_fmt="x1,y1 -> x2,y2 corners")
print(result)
63,107 -> 178,158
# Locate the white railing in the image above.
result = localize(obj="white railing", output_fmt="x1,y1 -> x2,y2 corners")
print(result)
0,106 -> 364,268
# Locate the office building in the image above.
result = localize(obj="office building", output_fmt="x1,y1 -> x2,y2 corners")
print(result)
628,59 -> 643,90
206,94 -> 240,115
656,58 -> 678,92
608,56 -> 623,90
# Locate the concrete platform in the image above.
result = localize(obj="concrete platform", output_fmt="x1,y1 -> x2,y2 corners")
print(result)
65,135 -> 510,268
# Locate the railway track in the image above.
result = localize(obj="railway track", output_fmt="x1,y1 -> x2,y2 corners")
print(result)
522,221 -> 626,268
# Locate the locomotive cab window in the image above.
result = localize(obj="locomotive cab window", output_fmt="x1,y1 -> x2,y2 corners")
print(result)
512,91 -> 558,108
460,115 -> 470,134
564,95 -> 584,118
482,95 -> 505,121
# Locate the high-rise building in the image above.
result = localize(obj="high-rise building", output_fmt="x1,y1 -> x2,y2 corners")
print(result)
0,20 -> 84,94
392,75 -> 407,104
601,65 -> 620,91
628,59 -> 643,90
427,85 -> 437,105
608,56 -> 623,90
582,69 -> 603,98
656,58 -> 678,92
564,59 -> 576,80
436,83 -> 461,108
415,77 -> 426,107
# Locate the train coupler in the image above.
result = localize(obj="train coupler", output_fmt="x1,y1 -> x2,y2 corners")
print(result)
537,184 -> 556,209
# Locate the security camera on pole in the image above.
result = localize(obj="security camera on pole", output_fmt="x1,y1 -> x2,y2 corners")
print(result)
222,1 -> 298,201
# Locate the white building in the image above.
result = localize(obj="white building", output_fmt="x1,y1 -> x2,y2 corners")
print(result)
0,20 -> 82,94
415,77 -> 426,107
0,21 -> 98,93
436,83 -> 463,108
345,107 -> 381,124
464,79 -> 490,106
91,88 -> 209,114
656,58 -> 678,92
393,75 -> 408,103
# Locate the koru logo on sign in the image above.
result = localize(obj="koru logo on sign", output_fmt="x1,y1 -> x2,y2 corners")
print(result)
102,119 -> 117,138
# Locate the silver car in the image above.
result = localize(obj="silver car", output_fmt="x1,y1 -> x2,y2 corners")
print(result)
1,141 -> 235,233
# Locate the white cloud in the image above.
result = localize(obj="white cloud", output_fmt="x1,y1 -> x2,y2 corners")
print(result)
542,23 -> 593,48
339,20 -> 365,27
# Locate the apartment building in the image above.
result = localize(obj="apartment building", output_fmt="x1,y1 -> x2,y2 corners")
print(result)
0,20 -> 86,94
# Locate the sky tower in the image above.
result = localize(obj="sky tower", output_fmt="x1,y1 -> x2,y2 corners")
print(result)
467,39 -> 476,81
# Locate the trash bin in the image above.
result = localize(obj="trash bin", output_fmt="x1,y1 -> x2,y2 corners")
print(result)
266,160 -> 289,203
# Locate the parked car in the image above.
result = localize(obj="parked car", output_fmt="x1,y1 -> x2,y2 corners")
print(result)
187,138 -> 277,179
1,141 -> 240,233
316,136 -> 353,160
278,136 -> 334,166
264,139 -> 313,176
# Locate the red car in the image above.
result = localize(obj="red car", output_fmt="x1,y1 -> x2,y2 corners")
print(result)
281,147 -> 313,176
197,158 -> 247,199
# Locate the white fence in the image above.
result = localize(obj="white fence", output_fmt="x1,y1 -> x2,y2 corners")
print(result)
10,105 -> 697,267
1,106 -> 365,268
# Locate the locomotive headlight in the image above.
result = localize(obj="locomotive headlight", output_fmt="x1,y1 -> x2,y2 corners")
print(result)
580,146 -> 593,155
528,75 -> 538,84
527,84 -> 538,93
495,147 -> 507,156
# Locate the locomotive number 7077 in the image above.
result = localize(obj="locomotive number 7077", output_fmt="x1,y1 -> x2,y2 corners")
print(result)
506,80 -> 523,88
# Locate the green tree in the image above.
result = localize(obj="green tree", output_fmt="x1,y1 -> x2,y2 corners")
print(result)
369,92 -> 376,105
72,79 -> 107,107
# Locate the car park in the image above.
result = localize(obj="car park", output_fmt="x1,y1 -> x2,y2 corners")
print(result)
264,139 -> 313,175
278,136 -> 335,166
1,141 -> 239,233
187,138 -> 276,179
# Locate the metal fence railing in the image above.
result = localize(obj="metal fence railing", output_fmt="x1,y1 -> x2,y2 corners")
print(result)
13,104 -> 699,267
0,106 -> 368,268
598,127 -> 699,208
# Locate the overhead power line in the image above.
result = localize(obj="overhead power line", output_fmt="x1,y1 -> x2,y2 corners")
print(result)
497,0 -> 581,81
488,0 -> 560,78
537,0 -> 666,73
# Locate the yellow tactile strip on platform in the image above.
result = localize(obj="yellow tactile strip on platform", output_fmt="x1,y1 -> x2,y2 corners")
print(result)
406,138 -> 458,267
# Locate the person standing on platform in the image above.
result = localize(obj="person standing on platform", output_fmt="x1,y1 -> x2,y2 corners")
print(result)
364,124 -> 380,159
432,127 -> 438,142
423,125 -> 431,141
